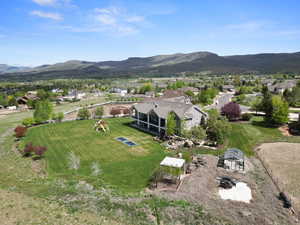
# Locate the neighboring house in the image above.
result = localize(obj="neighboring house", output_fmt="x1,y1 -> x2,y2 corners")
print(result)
143,90 -> 192,104
222,85 -> 235,92
223,148 -> 245,171
93,91 -> 104,97
17,94 -> 39,109
132,98 -> 208,136
77,92 -> 86,99
7,106 -> 17,110
196,85 -> 206,91
261,79 -> 275,86
51,88 -> 64,94
27,91 -> 38,95
145,91 -> 155,98
110,88 -> 128,96
155,83 -> 168,89
60,90 -> 86,101
177,87 -> 199,95
267,80 -> 296,94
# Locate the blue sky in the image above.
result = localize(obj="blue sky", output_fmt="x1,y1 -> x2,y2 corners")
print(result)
1,0 -> 300,66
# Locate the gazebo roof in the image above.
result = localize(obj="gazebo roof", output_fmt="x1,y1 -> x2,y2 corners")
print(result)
224,148 -> 244,160
160,157 -> 185,168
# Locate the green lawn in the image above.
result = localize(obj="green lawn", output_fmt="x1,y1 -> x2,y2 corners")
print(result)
226,119 -> 282,156
21,118 -> 166,192
194,116 -> 284,156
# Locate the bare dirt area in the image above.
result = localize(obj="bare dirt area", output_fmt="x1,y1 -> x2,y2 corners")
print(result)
154,155 -> 298,225
257,142 -> 300,215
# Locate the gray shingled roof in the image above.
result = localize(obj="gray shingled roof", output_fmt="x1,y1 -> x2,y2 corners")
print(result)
268,80 -> 296,92
133,100 -> 198,119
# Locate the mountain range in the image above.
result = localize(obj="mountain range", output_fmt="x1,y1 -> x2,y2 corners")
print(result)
1,51 -> 300,81
0,64 -> 30,74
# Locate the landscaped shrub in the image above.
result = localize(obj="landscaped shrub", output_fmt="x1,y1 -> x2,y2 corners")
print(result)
182,126 -> 206,140
23,142 -> 34,157
57,112 -> 64,122
22,143 -> 47,159
22,117 -> 35,127
52,112 -> 64,122
94,106 -> 104,119
221,102 -> 241,121
241,113 -> 253,121
32,146 -> 47,160
77,108 -> 90,120
14,126 -> 27,138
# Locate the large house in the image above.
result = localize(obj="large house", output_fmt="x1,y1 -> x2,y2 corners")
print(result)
267,80 -> 297,94
132,98 -> 208,136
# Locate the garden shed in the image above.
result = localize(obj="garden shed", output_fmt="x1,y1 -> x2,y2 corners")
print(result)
223,148 -> 245,171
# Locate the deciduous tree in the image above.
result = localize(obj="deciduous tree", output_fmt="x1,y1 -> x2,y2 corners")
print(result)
221,102 -> 241,121
166,112 -> 177,136
33,100 -> 53,123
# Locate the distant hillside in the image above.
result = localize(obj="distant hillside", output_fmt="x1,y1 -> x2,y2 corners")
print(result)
1,51 -> 300,81
0,64 -> 30,74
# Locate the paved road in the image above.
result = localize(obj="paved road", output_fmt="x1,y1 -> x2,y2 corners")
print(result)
205,92 -> 251,113
206,92 -> 234,111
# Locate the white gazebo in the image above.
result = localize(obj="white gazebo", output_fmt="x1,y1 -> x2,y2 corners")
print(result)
160,157 -> 186,182
160,156 -> 185,168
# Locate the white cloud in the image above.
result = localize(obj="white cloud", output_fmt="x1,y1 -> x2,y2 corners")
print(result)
90,6 -> 145,35
32,0 -> 75,8
95,7 -> 120,15
126,16 -> 144,23
30,10 -> 63,20
225,21 -> 266,33
48,6 -> 148,36
95,14 -> 116,25
207,21 -> 300,40
32,0 -> 56,6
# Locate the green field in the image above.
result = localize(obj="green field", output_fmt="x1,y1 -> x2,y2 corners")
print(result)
226,117 -> 283,156
21,118 -> 166,192
196,116 -> 284,156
